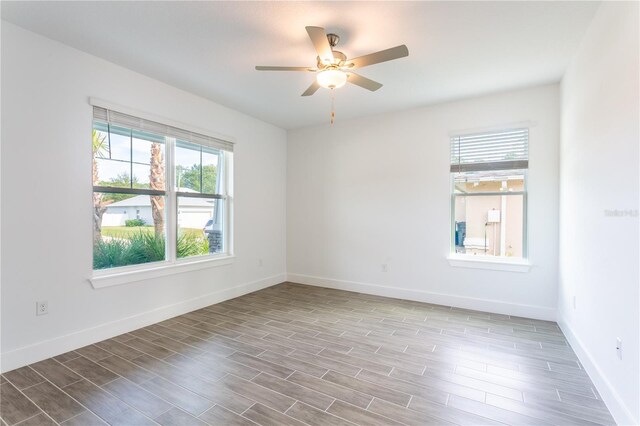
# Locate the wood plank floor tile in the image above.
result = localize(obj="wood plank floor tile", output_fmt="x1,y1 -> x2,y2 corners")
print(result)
356,369 -> 449,405
154,407 -> 208,426
288,349 -> 362,377
145,324 -> 191,342
322,370 -> 411,407
448,394 -> 550,425
286,371 -> 373,409
97,355 -> 158,385
262,332 -> 327,354
53,351 -> 81,364
285,401 -> 356,426
318,349 -> 393,375
2,367 -> 45,390
242,403 -> 306,426
60,410 -> 107,425
132,355 -> 254,414
190,351 -> 261,381
64,356 -> 119,386
347,347 -> 425,374
75,345 -> 112,362
198,405 -> 258,426
252,372 -> 335,410
257,350 -> 328,378
219,322 -> 271,339
390,367 -> 487,402
235,334 -> 295,356
180,336 -> 237,358
162,353 -> 228,382
150,335 -> 205,358
29,359 -> 82,388
408,395 -> 505,425
111,333 -> 136,343
95,339 -> 146,361
0,382 -> 41,425
368,398 -> 457,426
557,389 -> 609,411
484,393 -> 605,425
218,374 -> 296,413
62,379 -> 154,426
227,352 -> 294,379
209,336 -> 266,356
136,376 -> 213,417
14,413 -> 56,426
22,381 -> 84,423
105,409 -> 157,426
123,337 -> 175,359
129,328 -> 164,342
102,377 -> 172,418
497,392 -> 614,425
326,400 -> 404,426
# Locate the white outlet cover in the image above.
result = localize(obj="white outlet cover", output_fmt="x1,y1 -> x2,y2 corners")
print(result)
36,301 -> 48,316
616,338 -> 623,360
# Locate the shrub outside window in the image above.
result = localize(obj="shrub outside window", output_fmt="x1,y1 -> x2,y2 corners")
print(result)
92,106 -> 233,271
451,129 -> 528,259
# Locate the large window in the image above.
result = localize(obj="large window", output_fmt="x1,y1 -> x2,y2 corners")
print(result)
451,128 -> 528,259
92,106 -> 233,271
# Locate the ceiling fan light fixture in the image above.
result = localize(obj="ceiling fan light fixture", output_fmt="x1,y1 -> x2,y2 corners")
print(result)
316,69 -> 347,89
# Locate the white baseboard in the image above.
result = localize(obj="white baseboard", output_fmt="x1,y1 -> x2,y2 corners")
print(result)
286,273 -> 556,321
558,317 -> 638,426
0,273 -> 285,373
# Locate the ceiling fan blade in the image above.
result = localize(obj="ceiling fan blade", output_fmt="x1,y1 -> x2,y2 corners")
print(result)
305,26 -> 334,64
301,81 -> 321,97
347,72 -> 383,91
348,45 -> 409,69
255,66 -> 314,71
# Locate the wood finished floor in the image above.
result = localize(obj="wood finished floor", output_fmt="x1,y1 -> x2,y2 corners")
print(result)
1,282 -> 615,426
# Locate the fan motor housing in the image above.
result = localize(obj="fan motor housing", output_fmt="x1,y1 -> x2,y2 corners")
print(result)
317,50 -> 347,68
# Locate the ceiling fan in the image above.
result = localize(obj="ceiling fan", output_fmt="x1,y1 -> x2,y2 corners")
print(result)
255,26 -> 409,97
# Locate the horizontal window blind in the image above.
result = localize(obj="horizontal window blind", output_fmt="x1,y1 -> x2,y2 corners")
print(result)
93,106 -> 233,152
450,128 -> 528,172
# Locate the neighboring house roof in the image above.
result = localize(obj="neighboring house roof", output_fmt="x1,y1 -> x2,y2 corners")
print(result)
106,188 -> 215,209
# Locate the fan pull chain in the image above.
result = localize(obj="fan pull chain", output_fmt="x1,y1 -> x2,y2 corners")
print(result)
330,89 -> 335,125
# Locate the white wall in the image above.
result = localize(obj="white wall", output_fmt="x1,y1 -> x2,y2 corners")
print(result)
0,23 -> 287,371
287,84 -> 559,320
559,2 -> 639,424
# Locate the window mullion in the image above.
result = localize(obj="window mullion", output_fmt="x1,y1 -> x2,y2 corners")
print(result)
129,130 -> 133,189
165,137 -> 177,263
225,151 -> 233,255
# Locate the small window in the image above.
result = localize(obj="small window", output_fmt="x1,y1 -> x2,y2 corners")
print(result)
92,106 -> 233,271
451,129 -> 528,259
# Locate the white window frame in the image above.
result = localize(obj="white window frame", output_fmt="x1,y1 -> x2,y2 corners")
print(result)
89,99 -> 235,288
447,127 -> 530,272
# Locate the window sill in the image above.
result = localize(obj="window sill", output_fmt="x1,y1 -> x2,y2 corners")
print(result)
90,255 -> 235,289
447,255 -> 531,272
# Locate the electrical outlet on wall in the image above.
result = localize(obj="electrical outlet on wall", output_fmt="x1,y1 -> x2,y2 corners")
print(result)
616,338 -> 622,360
258,258 -> 263,267
381,264 -> 388,272
36,301 -> 48,316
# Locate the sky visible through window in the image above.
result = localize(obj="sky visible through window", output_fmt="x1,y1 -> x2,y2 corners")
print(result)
95,128 -> 159,187
95,128 -> 219,190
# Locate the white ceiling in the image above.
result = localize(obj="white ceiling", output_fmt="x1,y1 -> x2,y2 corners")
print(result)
2,1 -> 599,129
